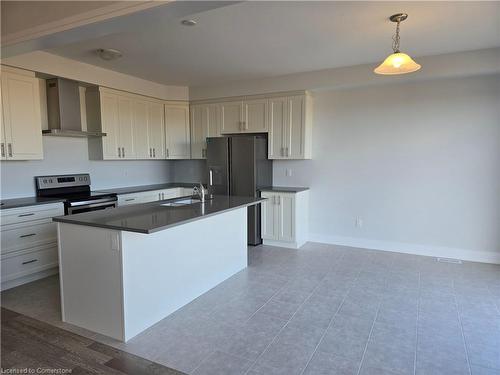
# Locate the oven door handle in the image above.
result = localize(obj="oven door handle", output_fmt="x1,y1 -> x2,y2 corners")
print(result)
67,201 -> 116,214
68,198 -> 117,207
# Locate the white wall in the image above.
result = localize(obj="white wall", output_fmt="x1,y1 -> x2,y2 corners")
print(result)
272,74 -> 500,263
0,137 -> 173,198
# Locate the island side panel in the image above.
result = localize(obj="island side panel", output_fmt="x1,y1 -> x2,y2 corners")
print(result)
57,223 -> 125,341
121,206 -> 248,341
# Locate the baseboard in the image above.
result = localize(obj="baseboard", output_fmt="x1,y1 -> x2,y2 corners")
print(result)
1,268 -> 59,291
308,234 -> 500,265
263,239 -> 301,249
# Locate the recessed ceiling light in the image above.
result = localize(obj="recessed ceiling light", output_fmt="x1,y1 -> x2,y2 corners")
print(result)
181,19 -> 197,26
96,48 -> 122,61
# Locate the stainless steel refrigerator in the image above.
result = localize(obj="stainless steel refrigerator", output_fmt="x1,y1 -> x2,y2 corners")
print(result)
206,135 -> 272,245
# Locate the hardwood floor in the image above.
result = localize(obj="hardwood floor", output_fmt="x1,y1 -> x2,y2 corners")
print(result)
0,307 -> 185,374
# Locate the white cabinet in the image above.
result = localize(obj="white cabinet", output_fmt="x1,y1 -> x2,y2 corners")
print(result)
165,103 -> 190,159
117,188 -> 185,206
268,94 -> 312,159
221,99 -> 267,134
260,190 -> 308,249
88,88 -> 179,160
117,95 -> 135,159
243,98 -> 268,133
0,68 -> 43,160
0,202 -> 64,290
190,103 -> 221,159
220,100 -> 242,134
148,102 -> 165,159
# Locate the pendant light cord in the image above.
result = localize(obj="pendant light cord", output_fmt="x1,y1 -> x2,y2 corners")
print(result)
392,19 -> 401,53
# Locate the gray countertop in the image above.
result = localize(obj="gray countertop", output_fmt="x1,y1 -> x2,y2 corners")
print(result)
53,195 -> 265,234
95,182 -> 203,195
0,197 -> 66,210
259,186 -> 309,193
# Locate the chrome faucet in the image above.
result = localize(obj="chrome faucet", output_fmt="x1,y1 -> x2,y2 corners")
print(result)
193,183 -> 206,202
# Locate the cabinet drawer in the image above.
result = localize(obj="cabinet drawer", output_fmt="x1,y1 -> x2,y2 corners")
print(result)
118,195 -> 142,206
1,204 -> 63,225
1,246 -> 58,282
1,221 -> 57,254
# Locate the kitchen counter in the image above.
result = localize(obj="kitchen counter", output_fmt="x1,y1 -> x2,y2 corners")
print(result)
0,196 -> 66,210
96,182 -> 203,195
259,186 -> 309,193
53,195 -> 264,234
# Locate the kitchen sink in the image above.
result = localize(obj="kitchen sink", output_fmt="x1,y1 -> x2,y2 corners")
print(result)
161,198 -> 202,207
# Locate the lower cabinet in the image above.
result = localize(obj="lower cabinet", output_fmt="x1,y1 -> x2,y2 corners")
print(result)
260,190 -> 308,249
117,188 -> 187,206
0,202 -> 64,290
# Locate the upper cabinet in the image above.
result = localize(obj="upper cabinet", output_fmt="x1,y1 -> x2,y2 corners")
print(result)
220,99 -> 268,134
190,103 -> 221,159
165,103 -> 190,159
0,68 -> 43,161
268,94 -> 312,159
192,91 -> 313,160
87,87 -> 189,160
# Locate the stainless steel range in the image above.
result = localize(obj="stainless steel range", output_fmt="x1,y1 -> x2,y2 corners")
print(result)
35,174 -> 117,215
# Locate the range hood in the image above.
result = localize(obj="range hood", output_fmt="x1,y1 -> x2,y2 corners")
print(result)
43,78 -> 106,137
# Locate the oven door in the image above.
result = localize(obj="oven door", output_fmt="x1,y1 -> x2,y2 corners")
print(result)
66,199 -> 117,215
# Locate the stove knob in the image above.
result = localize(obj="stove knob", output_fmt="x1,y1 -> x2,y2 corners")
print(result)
79,177 -> 83,181
43,179 -> 47,183
49,179 -> 53,183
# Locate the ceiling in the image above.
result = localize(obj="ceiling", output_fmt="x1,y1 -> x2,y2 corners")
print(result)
45,1 -> 500,87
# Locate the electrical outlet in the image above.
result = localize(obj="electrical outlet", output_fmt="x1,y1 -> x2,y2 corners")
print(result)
355,217 -> 363,228
285,168 -> 292,177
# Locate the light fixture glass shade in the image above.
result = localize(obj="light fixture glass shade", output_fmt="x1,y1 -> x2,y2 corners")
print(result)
374,52 -> 421,75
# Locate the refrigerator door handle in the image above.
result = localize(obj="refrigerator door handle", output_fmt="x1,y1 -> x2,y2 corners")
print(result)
209,169 -> 213,186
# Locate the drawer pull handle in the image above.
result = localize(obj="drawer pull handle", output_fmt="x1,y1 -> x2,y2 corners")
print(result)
22,259 -> 38,265
18,213 -> 35,217
125,198 -> 135,201
20,233 -> 36,238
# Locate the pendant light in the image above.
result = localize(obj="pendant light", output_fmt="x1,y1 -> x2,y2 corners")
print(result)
374,13 -> 421,75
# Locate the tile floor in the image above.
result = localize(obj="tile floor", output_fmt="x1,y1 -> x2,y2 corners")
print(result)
2,243 -> 500,375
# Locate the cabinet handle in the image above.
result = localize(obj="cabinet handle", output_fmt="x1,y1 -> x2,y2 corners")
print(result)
8,143 -> 12,157
166,148 -> 169,157
124,198 -> 136,202
286,147 -> 289,157
20,233 -> 36,238
22,259 -> 38,265
18,213 -> 34,217
122,147 -> 125,158
1,143 -> 5,157
118,147 -> 121,158
162,193 -> 164,199
149,148 -> 152,157
153,148 -> 156,157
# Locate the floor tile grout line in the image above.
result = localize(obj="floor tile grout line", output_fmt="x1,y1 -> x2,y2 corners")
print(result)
244,251 -> 350,375
413,269 -> 421,375
452,277 -> 473,375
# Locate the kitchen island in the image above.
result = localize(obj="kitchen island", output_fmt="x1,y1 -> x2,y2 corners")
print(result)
53,195 -> 264,341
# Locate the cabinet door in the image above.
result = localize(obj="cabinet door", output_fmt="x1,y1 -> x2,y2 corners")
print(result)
243,98 -> 268,133
261,192 -> 278,240
133,99 -> 149,159
268,97 -> 287,159
100,93 -> 120,159
277,193 -> 295,242
1,72 -> 43,160
0,83 -> 6,160
148,102 -> 165,159
165,104 -> 190,159
207,104 -> 221,137
117,96 -> 135,159
286,96 -> 306,159
220,101 -> 242,134
190,104 -> 208,159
